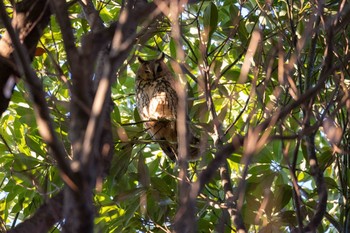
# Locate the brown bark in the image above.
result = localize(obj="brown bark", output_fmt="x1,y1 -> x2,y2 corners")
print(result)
7,191 -> 63,233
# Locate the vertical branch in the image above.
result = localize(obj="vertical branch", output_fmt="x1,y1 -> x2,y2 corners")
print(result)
200,24 -> 240,233
50,1 -> 95,233
49,0 -> 80,71
50,0 -> 92,132
217,162 -> 236,231
195,3 -> 242,230
79,0 -> 114,183
164,1 -> 194,232
290,139 -> 304,232
300,4 -> 331,231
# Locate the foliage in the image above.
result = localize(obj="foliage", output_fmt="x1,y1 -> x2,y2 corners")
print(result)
0,0 -> 349,232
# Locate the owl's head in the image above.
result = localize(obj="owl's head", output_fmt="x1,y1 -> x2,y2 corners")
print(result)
137,53 -> 169,80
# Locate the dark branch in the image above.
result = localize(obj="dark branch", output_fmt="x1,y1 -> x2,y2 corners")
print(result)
49,0 -> 80,72
7,191 -> 64,233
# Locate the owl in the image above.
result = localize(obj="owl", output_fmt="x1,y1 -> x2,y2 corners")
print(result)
135,53 -> 199,160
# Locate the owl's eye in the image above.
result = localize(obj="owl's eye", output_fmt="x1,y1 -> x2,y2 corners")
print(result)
155,64 -> 162,73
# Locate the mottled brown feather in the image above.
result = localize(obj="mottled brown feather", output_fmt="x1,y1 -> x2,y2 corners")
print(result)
135,54 -> 199,160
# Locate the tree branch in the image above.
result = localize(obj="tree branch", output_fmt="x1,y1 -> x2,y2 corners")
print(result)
299,7 -> 333,232
0,0 -> 74,186
79,0 -> 105,32
49,0 -> 80,72
7,191 -> 64,233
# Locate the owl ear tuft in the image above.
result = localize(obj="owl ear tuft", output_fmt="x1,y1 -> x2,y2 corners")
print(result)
137,56 -> 146,63
157,52 -> 165,61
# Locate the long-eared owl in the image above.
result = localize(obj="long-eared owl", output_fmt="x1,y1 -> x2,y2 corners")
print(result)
135,53 -> 199,160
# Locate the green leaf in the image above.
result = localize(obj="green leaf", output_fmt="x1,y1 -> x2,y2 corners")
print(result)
273,185 -> 292,212
11,197 -> 24,213
25,134 -> 46,157
137,154 -> 150,187
169,38 -> 177,58
110,143 -> 133,181
203,2 -> 218,42
133,108 -> 141,126
112,105 -> 121,123
324,177 -> 338,190
221,66 -> 240,81
318,148 -> 334,170
150,177 -> 174,197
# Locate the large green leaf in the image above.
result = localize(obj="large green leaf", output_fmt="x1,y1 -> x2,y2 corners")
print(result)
203,2 -> 218,43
